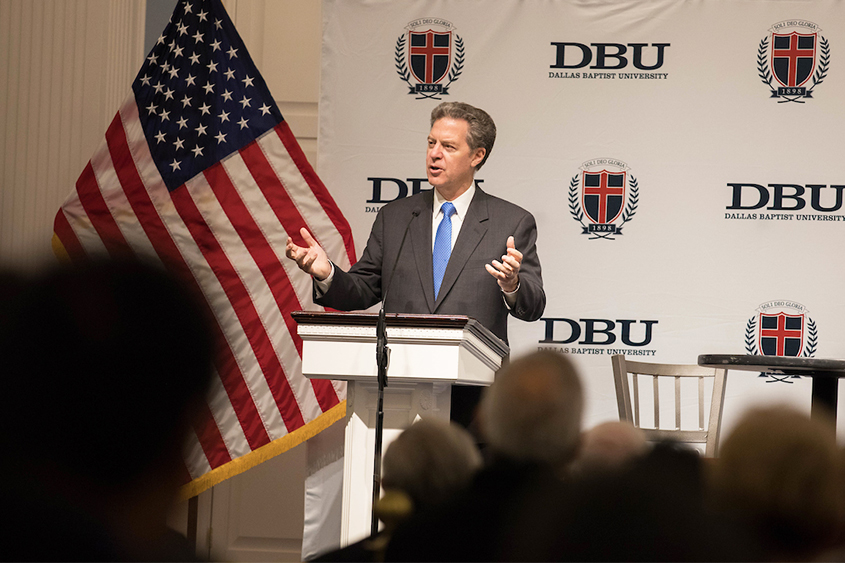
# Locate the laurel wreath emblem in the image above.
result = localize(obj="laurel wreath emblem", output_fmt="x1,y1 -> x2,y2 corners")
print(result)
758,35 -> 830,103
744,316 -> 818,382
805,318 -> 819,355
744,316 -> 757,355
395,34 -> 464,100
568,174 -> 638,240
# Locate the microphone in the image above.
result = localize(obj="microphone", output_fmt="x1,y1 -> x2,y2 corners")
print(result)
377,207 -> 421,386
381,207 -> 421,312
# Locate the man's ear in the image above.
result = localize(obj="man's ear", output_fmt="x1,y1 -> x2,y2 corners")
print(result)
471,147 -> 486,168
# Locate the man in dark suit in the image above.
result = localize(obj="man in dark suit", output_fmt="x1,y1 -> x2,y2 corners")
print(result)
286,101 -> 545,426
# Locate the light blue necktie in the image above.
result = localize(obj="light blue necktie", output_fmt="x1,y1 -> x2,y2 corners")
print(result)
432,202 -> 456,299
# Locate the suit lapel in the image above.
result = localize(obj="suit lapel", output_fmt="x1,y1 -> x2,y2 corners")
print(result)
413,190 -> 436,312
434,188 -> 489,309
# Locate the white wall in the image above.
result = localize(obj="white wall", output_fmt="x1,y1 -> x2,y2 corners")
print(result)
0,0 -> 145,272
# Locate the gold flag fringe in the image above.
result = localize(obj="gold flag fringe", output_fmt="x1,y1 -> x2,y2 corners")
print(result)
178,400 -> 346,500
51,233 -> 71,262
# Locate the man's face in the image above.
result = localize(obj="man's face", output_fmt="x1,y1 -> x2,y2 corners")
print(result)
426,117 -> 486,199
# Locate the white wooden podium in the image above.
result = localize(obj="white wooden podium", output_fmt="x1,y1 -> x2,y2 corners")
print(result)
292,311 -> 508,547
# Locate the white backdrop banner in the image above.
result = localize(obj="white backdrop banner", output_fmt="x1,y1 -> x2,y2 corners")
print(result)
318,0 -> 845,436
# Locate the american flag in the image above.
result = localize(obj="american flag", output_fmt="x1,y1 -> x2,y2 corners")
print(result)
52,0 -> 355,497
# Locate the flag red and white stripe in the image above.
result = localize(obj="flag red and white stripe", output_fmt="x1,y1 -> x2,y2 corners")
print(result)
52,0 -> 355,496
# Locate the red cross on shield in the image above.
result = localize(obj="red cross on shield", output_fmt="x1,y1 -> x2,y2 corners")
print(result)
408,30 -> 451,84
582,170 -> 626,225
771,32 -> 817,88
759,312 -> 805,356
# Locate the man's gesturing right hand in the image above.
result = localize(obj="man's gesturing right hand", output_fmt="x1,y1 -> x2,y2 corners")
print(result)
285,227 -> 332,281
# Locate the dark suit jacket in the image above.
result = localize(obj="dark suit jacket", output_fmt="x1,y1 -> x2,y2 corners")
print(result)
315,186 -> 545,426
315,187 -> 545,344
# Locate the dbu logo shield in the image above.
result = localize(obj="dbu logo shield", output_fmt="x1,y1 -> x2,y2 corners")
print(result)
396,18 -> 464,100
758,20 -> 830,103
583,170 -> 626,225
771,32 -> 817,89
758,312 -> 805,356
409,30 -> 451,85
745,300 -> 818,382
569,158 -> 638,239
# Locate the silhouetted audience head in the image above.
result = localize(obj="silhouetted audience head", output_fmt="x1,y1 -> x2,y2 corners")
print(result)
708,404 -> 845,561
572,420 -> 649,475
503,439 -> 768,562
480,350 -> 583,470
315,419 -> 484,562
382,418 -> 482,512
0,258 -> 214,561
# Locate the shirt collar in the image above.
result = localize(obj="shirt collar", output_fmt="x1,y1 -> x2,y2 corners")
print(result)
433,183 -> 476,220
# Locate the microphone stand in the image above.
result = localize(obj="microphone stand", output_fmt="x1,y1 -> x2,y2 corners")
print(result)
372,305 -> 388,536
371,208 -> 419,536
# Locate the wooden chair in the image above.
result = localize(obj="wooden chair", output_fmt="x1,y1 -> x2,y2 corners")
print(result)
610,354 -> 728,457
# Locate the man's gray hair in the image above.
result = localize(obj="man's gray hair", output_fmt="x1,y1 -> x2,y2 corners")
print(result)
430,101 -> 496,170
480,350 -> 584,468
382,418 -> 482,511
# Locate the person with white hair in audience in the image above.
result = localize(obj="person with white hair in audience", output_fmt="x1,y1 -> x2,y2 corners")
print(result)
381,418 -> 482,511
312,418 -> 482,562
570,420 -> 649,476
385,350 -> 584,561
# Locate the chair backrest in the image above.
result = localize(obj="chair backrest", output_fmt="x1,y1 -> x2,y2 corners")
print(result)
610,354 -> 728,457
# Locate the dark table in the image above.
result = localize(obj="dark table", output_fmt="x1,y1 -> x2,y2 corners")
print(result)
698,354 -> 845,423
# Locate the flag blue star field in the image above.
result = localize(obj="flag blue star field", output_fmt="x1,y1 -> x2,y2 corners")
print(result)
53,0 -> 356,496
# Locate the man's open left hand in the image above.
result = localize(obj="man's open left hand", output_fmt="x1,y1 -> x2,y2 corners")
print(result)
485,235 -> 521,293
